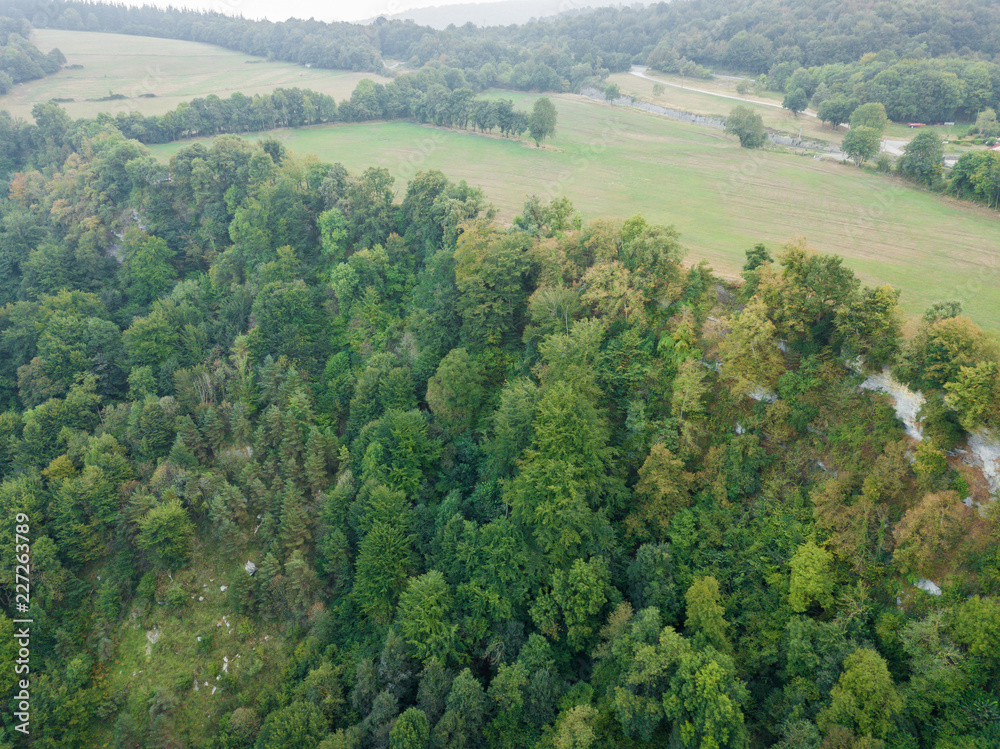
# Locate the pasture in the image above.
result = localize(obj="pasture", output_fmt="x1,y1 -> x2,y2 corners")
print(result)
150,91 -> 1000,327
1,29 -> 390,120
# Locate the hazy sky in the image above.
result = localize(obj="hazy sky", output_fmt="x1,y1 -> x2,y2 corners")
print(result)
147,0 -> 488,23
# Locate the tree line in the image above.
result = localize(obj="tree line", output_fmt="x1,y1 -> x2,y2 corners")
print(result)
0,16 -> 65,92
781,54 -> 1000,126
0,76 -> 558,178
727,100 -> 1000,218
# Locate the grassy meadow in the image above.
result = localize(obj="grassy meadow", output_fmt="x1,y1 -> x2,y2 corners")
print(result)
150,91 -> 1000,327
100,546 -> 283,744
1,29 -> 390,120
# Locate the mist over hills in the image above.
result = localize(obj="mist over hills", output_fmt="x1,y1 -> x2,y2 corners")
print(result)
365,0 -> 635,29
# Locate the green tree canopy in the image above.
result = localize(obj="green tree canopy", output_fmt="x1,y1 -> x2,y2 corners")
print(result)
782,88 -> 808,115
842,126 -> 881,166
897,129 -> 944,187
529,97 -> 558,146
788,540 -> 835,613
137,497 -> 194,571
725,106 -> 767,148
684,575 -> 732,656
817,648 -> 902,740
849,102 -> 888,132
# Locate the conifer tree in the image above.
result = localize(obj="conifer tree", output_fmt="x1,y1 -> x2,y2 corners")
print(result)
304,426 -> 332,496
279,483 -> 311,558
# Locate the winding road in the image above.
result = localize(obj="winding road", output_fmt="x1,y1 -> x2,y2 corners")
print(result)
629,66 -> 818,119
626,65 -> 937,162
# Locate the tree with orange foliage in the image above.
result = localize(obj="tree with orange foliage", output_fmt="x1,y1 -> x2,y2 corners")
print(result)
626,443 -> 691,542
893,491 -> 977,578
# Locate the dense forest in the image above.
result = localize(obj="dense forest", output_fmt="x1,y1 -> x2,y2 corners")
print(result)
0,95 -> 999,749
5,0 -> 1000,120
0,1 -> 997,747
0,16 -> 63,93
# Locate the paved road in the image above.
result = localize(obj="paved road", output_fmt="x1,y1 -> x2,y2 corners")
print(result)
629,66 -> 818,119
627,66 -> 930,161
882,138 -> 908,156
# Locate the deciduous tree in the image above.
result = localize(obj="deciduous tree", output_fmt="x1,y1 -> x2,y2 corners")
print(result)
684,575 -> 732,656
897,130 -> 944,187
817,649 -> 902,740
788,540 -> 835,613
842,126 -> 881,166
719,297 -> 785,399
849,103 -> 888,133
529,97 -> 558,146
726,106 -> 767,148
137,497 -> 194,570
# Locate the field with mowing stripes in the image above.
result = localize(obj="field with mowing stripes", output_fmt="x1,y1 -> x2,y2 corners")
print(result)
1,29 -> 390,120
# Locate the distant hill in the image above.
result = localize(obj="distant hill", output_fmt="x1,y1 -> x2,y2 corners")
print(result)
371,0 -> 625,29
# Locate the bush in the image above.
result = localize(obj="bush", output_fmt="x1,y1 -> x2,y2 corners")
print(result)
196,632 -> 213,654
165,585 -> 187,607
137,572 -> 158,599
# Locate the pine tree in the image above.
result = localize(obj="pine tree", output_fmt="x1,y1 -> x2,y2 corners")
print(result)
231,400 -> 253,445
433,668 -> 485,749
258,552 -> 287,618
279,483 -> 311,558
304,427 -> 332,496
398,570 -> 457,665
168,431 -> 198,470
280,390 -> 310,468
318,527 -> 352,596
200,405 -> 227,455
174,414 -> 206,464
284,549 -> 319,618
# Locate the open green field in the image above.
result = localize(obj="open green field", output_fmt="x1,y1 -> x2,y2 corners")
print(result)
1,29 -> 391,120
149,91 -> 1000,328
